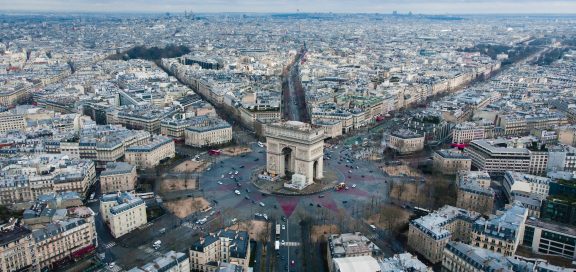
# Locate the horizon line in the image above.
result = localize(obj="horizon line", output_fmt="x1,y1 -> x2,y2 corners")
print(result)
1,10 -> 576,16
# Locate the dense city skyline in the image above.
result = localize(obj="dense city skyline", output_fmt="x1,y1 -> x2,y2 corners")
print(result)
1,0 -> 576,14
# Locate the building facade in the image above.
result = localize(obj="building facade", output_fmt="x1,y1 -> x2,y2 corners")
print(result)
385,130 -> 425,155
471,203 -> 528,257
0,112 -> 26,133
184,116 -> 232,147
0,222 -> 36,272
189,230 -> 250,272
100,192 -> 147,238
407,205 -> 480,264
456,171 -> 495,216
522,217 -> 576,260
125,135 -> 175,169
100,162 -> 137,194
433,149 -> 472,174
327,232 -> 382,272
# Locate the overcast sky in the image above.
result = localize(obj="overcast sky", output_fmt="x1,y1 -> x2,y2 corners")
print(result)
1,0 -> 575,14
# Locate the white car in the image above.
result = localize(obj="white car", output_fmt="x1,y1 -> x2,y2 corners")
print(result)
282,225 -> 286,230
259,202 -> 265,207
217,181 -> 223,185
281,240 -> 285,246
234,190 -> 241,195
221,175 -> 225,178
228,171 -> 233,175
234,171 -> 239,175
352,184 -> 357,188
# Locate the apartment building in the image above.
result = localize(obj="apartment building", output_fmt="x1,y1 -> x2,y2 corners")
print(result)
385,129 -> 425,155
465,139 -> 548,175
127,251 -> 190,272
471,202 -> 528,257
0,112 -> 26,133
184,116 -> 232,147
189,230 -> 250,272
443,241 -> 571,272
522,217 -> 576,260
100,192 -> 147,238
0,221 -> 36,272
496,113 -> 568,136
0,85 -> 29,107
451,122 -> 486,144
379,253 -> 430,272
0,155 -> 96,205
456,171 -> 495,216
433,149 -> 472,174
503,171 -> 552,203
327,232 -> 383,272
407,205 -> 480,264
33,211 -> 97,270
125,135 -> 175,169
100,162 -> 137,194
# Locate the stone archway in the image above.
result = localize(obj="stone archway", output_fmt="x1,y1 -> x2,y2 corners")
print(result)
282,146 -> 294,176
265,121 -> 325,184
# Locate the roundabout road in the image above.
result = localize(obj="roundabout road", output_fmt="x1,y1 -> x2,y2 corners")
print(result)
199,143 -> 390,221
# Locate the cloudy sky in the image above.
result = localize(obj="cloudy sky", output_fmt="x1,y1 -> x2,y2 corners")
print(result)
1,0 -> 575,14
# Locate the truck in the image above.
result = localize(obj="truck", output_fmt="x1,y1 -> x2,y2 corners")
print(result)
275,240 -> 280,250
276,224 -> 281,239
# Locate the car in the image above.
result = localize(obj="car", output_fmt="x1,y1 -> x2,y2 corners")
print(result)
309,203 -> 313,206
213,200 -> 218,204
217,181 -> 223,185
342,200 -> 348,204
234,190 -> 241,195
317,204 -> 321,207
254,158 -> 260,161
240,165 -> 245,168
352,184 -> 356,188
245,196 -> 250,200
109,262 -> 116,268
318,195 -> 325,198
259,202 -> 265,207
370,224 -> 377,230
245,188 -> 250,193
221,175 -> 225,178
231,218 -> 237,224
237,182 -> 241,186
252,200 -> 256,204
282,225 -> 286,230
348,170 -> 352,173
228,171 -> 233,175
281,216 -> 286,221
234,171 -> 239,175
281,240 -> 286,245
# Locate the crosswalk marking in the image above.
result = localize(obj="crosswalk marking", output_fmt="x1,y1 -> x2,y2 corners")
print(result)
138,222 -> 153,229
284,241 -> 301,247
104,242 -> 116,249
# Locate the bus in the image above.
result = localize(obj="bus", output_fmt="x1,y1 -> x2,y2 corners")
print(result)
208,149 -> 221,155
275,240 -> 280,250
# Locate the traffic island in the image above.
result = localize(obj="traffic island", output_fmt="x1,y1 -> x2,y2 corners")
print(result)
250,166 -> 343,196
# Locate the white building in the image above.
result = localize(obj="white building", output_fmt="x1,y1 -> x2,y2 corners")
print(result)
100,192 -> 147,238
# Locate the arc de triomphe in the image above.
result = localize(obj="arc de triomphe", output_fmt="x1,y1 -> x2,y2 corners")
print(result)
265,121 -> 324,184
